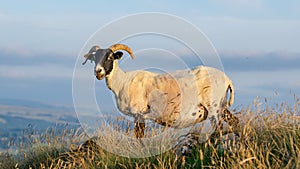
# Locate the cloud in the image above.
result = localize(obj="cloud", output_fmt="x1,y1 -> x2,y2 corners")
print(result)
0,11 -> 109,53
230,69 -> 300,88
0,47 -> 92,81
0,47 -> 76,67
228,68 -> 300,105
221,51 -> 300,72
0,46 -> 35,58
0,64 -> 73,79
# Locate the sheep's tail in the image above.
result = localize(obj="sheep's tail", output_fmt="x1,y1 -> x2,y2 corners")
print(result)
227,81 -> 235,106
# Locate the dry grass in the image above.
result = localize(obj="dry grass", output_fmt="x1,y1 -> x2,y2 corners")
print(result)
0,96 -> 299,169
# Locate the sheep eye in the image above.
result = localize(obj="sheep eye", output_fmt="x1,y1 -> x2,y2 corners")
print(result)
108,56 -> 114,60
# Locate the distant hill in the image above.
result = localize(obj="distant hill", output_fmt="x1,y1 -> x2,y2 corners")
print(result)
0,98 -> 79,151
0,98 -> 72,111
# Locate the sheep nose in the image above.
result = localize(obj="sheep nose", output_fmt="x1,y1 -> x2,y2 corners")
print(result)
95,66 -> 105,75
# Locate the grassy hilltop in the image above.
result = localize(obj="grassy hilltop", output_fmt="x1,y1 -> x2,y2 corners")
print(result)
0,97 -> 299,169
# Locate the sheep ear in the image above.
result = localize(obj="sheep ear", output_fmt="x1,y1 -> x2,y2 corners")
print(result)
82,53 -> 95,65
113,51 -> 123,60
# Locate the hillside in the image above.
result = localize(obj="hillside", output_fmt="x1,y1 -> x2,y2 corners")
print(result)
0,97 -> 299,168
0,99 -> 78,151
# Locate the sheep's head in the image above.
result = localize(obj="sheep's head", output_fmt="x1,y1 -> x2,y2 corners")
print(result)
82,44 -> 134,80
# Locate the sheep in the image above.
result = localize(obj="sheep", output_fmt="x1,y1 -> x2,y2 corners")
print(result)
82,44 -> 240,155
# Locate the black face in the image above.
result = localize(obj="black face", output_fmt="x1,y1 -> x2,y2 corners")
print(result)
94,49 -> 123,80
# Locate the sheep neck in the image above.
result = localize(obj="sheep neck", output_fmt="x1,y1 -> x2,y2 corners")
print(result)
105,61 -> 126,94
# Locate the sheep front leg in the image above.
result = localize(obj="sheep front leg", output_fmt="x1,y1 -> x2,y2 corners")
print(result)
134,116 -> 145,138
173,119 -> 215,157
130,103 -> 147,139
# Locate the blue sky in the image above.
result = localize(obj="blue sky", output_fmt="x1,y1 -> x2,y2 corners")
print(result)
0,0 -> 299,109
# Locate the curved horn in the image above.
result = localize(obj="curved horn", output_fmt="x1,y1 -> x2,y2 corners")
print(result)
109,44 -> 134,59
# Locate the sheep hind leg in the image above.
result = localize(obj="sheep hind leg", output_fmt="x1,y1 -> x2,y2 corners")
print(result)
211,108 -> 240,139
173,133 -> 199,158
207,109 -> 241,155
221,109 -> 240,135
173,124 -> 217,158
173,117 -> 220,158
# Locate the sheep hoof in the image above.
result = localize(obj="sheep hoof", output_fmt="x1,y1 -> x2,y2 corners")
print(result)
173,133 -> 198,157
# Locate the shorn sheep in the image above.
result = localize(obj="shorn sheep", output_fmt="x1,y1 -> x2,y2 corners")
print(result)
82,44 -> 240,156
